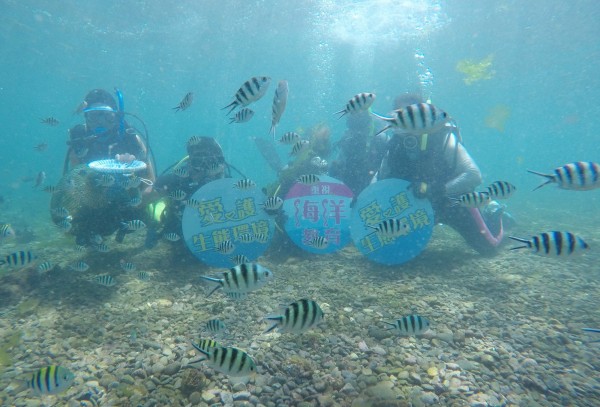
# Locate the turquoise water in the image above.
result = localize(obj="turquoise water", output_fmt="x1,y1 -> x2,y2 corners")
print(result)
1,1 -> 600,406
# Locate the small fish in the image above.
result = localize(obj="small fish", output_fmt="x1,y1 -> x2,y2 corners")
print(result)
509,231 -> 590,257
368,218 -> 411,239
75,244 -> 87,252
40,117 -> 60,126
34,171 -> 46,188
173,166 -> 189,178
26,366 -> 74,395
121,219 -> 146,231
253,233 -> 269,243
262,196 -> 284,211
51,207 -> 70,218
384,314 -> 431,336
0,250 -> 36,268
222,76 -> 271,115
229,108 -> 254,124
56,219 -> 72,232
296,174 -> 320,185
69,261 -> 89,272
37,261 -> 55,274
42,185 -> 58,193
184,198 -> 201,208
121,175 -> 142,189
230,254 -> 250,265
137,271 -> 150,281
335,92 -> 376,118
372,102 -> 449,137
120,259 -> 136,272
163,232 -> 181,242
201,262 -> 274,296
528,162 -> 600,191
173,92 -> 193,112
207,162 -> 225,176
265,299 -> 324,334
449,191 -> 492,208
225,291 -> 249,300
187,135 -> 203,147
190,344 -> 256,377
34,142 -> 48,151
278,131 -> 301,145
0,224 -> 15,240
169,190 -> 187,200
270,80 -> 289,138
93,243 -> 110,253
193,338 -> 220,353
307,236 -> 329,249
93,274 -> 116,287
237,233 -> 255,243
128,196 -> 142,207
205,318 -> 226,333
233,179 -> 256,190
215,239 -> 235,255
486,181 -> 517,199
95,174 -> 115,187
291,139 -> 310,156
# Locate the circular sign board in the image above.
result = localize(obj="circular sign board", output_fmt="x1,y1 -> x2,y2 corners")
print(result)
283,175 -> 354,254
88,159 -> 147,173
350,178 -> 434,265
182,178 -> 275,267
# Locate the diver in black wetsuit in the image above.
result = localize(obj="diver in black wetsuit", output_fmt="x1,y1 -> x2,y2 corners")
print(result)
375,94 -> 504,255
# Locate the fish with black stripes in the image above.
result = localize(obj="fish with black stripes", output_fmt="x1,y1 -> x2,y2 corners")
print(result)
222,76 -> 271,115
262,196 -> 284,211
37,261 -> 55,274
205,318 -> 226,334
26,365 -> 75,395
229,107 -> 254,124
528,161 -> 600,191
173,92 -> 194,112
486,181 -> 517,199
69,261 -> 89,272
270,80 -> 289,138
201,262 -> 274,296
121,219 -> 146,231
368,218 -> 411,239
306,236 -> 328,249
120,259 -> 136,272
335,92 -> 376,118
291,139 -> 310,156
233,178 -> 256,190
163,232 -> 181,242
0,250 -> 36,268
230,254 -> 250,266
169,189 -> 187,201
383,314 -> 430,336
449,191 -> 492,208
372,102 -> 449,137
509,231 -> 589,257
189,344 -> 256,377
278,131 -> 300,145
296,174 -> 320,185
40,117 -> 60,126
93,274 -> 117,287
193,338 -> 220,354
265,299 -> 324,334
0,224 -> 15,240
215,239 -> 235,255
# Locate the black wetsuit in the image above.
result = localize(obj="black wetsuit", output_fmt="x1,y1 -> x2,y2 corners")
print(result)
378,125 -> 502,255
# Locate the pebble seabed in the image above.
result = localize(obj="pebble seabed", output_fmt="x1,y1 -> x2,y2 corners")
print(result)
1,221 -> 599,407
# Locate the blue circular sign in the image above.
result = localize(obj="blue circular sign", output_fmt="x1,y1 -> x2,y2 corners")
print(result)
182,178 -> 275,267
350,178 -> 434,265
283,175 -> 354,254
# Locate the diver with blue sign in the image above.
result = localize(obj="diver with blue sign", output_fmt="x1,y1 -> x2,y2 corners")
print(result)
374,94 -> 504,255
51,88 -> 157,246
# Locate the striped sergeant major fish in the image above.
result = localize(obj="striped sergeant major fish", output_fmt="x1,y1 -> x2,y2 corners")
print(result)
205,318 -> 226,333
270,80 -> 289,138
296,174 -> 320,185
486,180 -> 517,199
383,314 -> 430,336
278,131 -> 300,145
222,76 -> 271,115
262,196 -> 284,211
449,191 -> 492,208
173,92 -> 193,112
528,161 -> 600,191
265,299 -> 324,334
229,107 -> 254,124
215,239 -> 235,255
372,102 -> 449,137
121,219 -> 146,231
190,344 -> 256,377
233,178 -> 256,190
193,338 -> 220,353
291,139 -> 310,156
509,231 -> 589,257
306,236 -> 328,249
93,274 -> 117,287
201,262 -> 274,296
368,218 -> 411,239
26,365 -> 75,395
40,117 -> 60,126
0,224 -> 15,240
230,254 -> 250,266
335,92 -> 376,118
0,250 -> 36,268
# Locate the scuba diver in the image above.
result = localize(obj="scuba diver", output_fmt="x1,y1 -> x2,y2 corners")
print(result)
329,110 -> 388,196
145,136 -> 229,248
52,88 -> 156,246
375,94 -> 504,255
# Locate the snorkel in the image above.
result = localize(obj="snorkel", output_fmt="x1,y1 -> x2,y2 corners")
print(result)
115,87 -> 125,138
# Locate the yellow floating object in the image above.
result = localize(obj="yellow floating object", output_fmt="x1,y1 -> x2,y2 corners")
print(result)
484,104 -> 511,132
456,54 -> 495,85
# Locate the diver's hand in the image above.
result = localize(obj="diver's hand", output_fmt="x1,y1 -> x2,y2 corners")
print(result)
409,182 -> 431,200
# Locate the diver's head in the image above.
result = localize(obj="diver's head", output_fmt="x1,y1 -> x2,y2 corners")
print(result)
186,136 -> 226,180
83,89 -> 119,136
